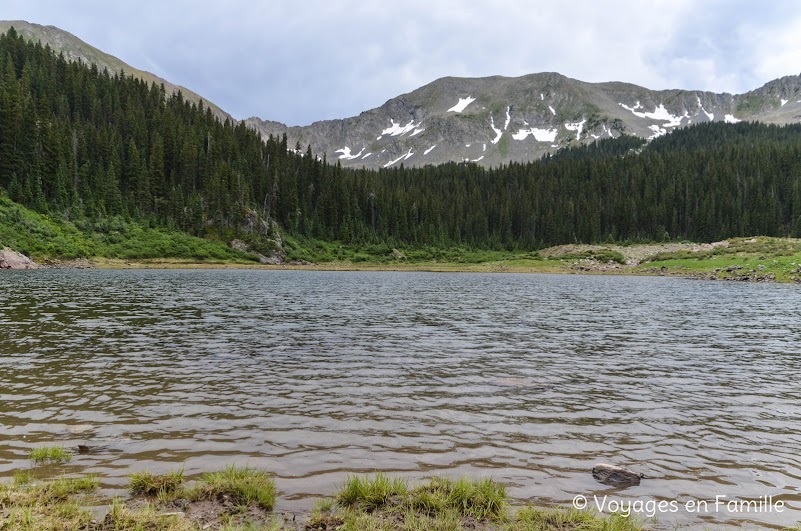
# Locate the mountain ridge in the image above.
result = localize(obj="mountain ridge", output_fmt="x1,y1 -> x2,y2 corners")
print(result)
3,20 -> 800,169
246,71 -> 801,169
0,20 -> 231,121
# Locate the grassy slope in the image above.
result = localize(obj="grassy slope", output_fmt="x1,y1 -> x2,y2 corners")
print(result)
3,193 -> 801,282
633,237 -> 801,282
0,194 -> 254,264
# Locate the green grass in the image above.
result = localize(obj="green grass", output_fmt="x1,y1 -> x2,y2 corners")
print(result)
190,465 -> 277,511
13,471 -> 34,485
282,234 -> 541,265
410,476 -> 506,520
28,445 -> 72,466
35,475 -> 99,500
736,94 -> 775,116
0,474 -> 99,530
0,193 -> 255,263
513,506 -> 646,530
0,195 -> 93,259
324,475 -> 645,530
640,237 -> 801,282
336,475 -> 504,521
0,469 -> 655,531
129,468 -> 185,496
336,473 -> 408,511
105,497 -> 196,531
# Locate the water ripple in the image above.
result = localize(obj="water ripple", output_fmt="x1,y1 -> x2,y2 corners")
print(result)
1,270 -> 800,528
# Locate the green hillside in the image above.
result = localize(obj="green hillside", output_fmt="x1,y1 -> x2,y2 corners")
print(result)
2,25 -> 801,267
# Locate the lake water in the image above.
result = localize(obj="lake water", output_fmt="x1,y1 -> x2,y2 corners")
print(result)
1,269 -> 800,529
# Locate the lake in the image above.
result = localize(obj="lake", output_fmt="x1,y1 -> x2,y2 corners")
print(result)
1,269 -> 800,528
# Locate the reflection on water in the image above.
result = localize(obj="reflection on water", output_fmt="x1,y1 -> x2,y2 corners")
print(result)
1,269 -> 800,528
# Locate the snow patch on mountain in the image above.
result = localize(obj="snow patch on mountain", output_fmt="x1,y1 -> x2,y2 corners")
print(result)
724,114 -> 742,124
424,145 -> 436,155
335,146 -> 365,160
490,115 -> 503,144
620,102 -> 686,127
504,106 -> 511,130
565,119 -> 586,141
381,119 -> 419,137
696,96 -> 714,120
448,96 -> 476,113
592,124 -> 614,140
512,127 -> 558,142
384,148 -> 414,168
549,105 -> 556,116
648,124 -> 667,139
411,127 -> 425,137
781,99 -> 788,106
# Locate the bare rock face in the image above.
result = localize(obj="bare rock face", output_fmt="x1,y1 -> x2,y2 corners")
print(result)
230,239 -> 250,253
0,248 -> 40,269
247,72 -> 801,170
592,463 -> 644,487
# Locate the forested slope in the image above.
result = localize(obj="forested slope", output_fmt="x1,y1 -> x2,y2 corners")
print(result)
2,26 -> 801,261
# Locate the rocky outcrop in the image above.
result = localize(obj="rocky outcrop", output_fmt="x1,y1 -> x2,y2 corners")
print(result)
592,463 -> 644,487
230,238 -> 286,265
0,248 -> 40,269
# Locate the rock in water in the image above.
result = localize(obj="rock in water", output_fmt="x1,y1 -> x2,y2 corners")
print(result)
592,463 -> 644,487
0,248 -> 40,269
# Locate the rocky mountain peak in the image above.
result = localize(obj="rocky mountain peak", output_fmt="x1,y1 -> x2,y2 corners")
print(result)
247,73 -> 801,169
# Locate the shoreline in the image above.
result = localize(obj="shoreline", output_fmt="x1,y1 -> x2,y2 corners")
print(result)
1,464 -> 651,531
41,257 -> 795,284
9,236 -> 800,283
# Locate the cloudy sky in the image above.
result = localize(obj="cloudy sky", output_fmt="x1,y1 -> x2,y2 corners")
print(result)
4,0 -> 801,125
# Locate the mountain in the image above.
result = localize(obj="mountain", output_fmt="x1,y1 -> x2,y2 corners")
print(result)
246,72 -> 801,169
0,20 -> 231,121
4,20 -> 801,171
4,23 -> 801,262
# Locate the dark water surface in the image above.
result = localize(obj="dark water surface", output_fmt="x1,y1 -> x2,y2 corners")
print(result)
1,270 -> 800,528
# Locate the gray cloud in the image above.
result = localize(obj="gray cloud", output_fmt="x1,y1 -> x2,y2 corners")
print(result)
4,0 -> 801,125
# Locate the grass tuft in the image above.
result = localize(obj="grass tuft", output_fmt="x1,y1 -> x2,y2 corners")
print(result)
410,476 -> 506,520
513,506 -> 645,530
0,475 -> 99,530
129,468 -> 185,496
29,445 -> 72,465
105,497 -> 195,531
13,471 -> 34,485
37,475 -> 99,501
190,465 -> 277,511
336,473 -> 408,511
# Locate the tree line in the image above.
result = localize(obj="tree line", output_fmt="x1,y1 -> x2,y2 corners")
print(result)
2,26 -> 801,251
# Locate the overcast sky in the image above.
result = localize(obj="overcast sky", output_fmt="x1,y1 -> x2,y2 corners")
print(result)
4,0 -> 801,125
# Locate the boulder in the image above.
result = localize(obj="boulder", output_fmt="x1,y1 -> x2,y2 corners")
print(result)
258,252 -> 284,265
592,463 -> 644,487
0,248 -> 40,269
230,239 -> 250,253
